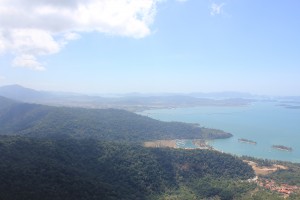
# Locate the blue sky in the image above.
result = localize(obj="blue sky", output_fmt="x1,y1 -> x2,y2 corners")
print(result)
0,0 -> 300,95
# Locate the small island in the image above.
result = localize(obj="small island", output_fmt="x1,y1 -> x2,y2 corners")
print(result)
238,138 -> 257,145
272,145 -> 293,152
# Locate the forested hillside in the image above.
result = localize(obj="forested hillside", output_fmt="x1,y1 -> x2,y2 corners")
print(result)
0,96 -> 16,110
0,97 -> 231,141
2,95 -> 300,199
0,136 -> 254,200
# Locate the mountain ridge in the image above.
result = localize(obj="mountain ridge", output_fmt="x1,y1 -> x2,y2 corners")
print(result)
0,96 -> 232,141
0,85 -> 254,111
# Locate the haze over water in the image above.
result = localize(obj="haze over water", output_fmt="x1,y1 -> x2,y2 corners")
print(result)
140,102 -> 300,163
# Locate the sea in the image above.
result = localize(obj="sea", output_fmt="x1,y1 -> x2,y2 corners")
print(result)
139,102 -> 300,163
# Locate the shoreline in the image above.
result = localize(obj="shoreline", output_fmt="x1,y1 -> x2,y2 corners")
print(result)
135,102 -> 252,112
144,139 -> 299,163
144,139 -> 214,150
140,102 -> 300,163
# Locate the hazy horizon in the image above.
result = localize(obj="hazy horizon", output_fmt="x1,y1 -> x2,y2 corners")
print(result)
1,1 -> 300,96
1,84 -> 300,98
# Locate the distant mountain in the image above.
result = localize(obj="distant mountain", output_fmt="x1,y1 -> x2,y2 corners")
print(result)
277,96 -> 300,103
0,85 -> 50,102
0,85 -> 108,106
0,85 -> 255,111
189,91 -> 256,99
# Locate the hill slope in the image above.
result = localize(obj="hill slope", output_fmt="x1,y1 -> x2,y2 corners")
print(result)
0,136 -> 254,200
0,97 -> 231,141
0,85 -> 49,101
0,96 -> 260,200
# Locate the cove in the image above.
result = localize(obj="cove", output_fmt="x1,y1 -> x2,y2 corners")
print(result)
139,102 -> 300,163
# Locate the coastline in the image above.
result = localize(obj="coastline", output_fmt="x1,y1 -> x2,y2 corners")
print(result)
144,139 -> 214,150
139,102 -> 300,163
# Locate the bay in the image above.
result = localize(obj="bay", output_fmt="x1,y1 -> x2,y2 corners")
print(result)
138,102 -> 300,163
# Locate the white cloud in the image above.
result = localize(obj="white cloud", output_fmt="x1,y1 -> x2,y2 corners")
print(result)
13,54 -> 46,71
210,2 -> 225,16
64,32 -> 81,41
0,41 -> 5,54
0,0 -> 163,70
10,29 -> 61,55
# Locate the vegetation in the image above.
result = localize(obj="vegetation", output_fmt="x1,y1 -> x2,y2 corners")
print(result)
0,99 -> 231,141
242,156 -> 300,187
239,189 -> 286,200
0,135 -> 253,200
1,96 -> 300,199
238,138 -> 257,145
264,162 -> 300,186
272,145 -> 293,152
241,156 -> 274,167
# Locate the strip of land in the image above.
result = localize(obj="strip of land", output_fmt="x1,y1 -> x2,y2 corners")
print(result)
144,139 -> 213,150
144,140 -> 177,148
243,160 -> 287,176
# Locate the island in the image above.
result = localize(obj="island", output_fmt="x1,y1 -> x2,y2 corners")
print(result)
272,145 -> 293,152
238,138 -> 257,145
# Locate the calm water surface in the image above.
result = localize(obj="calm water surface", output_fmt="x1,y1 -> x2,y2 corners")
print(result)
139,102 -> 300,163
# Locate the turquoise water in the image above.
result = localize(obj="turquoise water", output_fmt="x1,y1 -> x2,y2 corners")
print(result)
139,102 -> 300,163
176,140 -> 199,149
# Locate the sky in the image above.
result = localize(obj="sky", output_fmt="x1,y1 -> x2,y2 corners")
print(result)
0,0 -> 300,96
